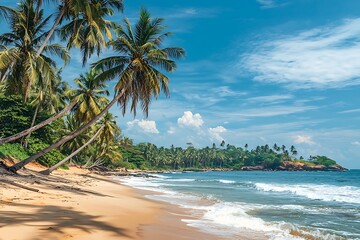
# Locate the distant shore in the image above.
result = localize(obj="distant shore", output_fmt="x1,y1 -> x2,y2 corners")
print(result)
0,163 -> 216,240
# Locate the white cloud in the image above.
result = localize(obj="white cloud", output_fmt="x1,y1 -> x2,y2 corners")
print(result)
339,108 -> 360,114
257,0 -> 287,9
209,126 -> 227,143
184,8 -> 197,15
178,111 -> 204,127
247,94 -> 293,103
167,126 -> 176,134
243,18 -> 360,89
127,119 -> 159,134
212,86 -> 247,97
224,105 -> 317,118
294,135 -> 315,145
352,141 -> 360,146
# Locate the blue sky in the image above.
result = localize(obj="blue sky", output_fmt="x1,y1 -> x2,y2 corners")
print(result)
2,0 -> 360,168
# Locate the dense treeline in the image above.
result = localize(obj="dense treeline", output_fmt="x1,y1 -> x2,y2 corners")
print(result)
0,0 -> 184,174
118,142 -> 338,170
0,0 -> 340,174
0,94 -> 339,171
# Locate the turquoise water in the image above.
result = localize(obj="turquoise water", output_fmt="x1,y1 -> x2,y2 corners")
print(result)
120,170 -> 360,239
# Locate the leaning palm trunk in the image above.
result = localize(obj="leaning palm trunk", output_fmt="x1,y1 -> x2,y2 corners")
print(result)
36,8 -> 65,57
39,126 -> 104,175
9,87 -> 127,173
0,100 -> 77,145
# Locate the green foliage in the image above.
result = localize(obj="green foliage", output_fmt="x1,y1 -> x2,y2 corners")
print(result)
313,156 -> 337,167
0,95 -> 67,167
0,95 -> 32,138
112,161 -> 137,169
0,94 -> 64,143
117,142 -> 338,171
0,143 -> 29,160
26,138 -> 66,167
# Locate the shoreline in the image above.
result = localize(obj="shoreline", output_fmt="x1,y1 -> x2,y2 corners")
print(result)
0,165 -> 218,240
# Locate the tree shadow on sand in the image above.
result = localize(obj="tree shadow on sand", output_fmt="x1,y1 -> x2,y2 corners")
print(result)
0,202 -> 130,239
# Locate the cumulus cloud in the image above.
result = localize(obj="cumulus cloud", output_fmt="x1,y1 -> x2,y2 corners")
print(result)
243,18 -> 360,89
178,111 -> 204,127
167,126 -> 176,134
209,126 -> 227,142
127,119 -> 159,134
294,135 -> 315,145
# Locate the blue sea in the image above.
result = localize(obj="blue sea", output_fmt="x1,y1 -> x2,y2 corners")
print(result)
119,170 -> 360,240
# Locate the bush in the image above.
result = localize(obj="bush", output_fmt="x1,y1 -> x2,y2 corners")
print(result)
0,143 -> 29,160
26,138 -> 67,167
313,156 -> 337,167
112,161 -> 137,169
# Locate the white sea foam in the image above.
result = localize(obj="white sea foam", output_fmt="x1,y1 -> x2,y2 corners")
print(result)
166,178 -> 196,182
183,202 -> 306,240
218,179 -> 236,184
117,176 -> 353,240
255,183 -> 360,204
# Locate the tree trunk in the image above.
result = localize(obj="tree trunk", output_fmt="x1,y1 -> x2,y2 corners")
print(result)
39,126 -> 104,175
36,8 -> 65,58
23,102 -> 41,148
9,87 -> 126,173
0,100 -> 77,145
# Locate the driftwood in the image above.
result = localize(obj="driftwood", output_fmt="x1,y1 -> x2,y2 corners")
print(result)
3,179 -> 40,192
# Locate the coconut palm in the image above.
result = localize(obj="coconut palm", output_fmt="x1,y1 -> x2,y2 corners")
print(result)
0,0 -> 69,100
97,112 -> 119,144
40,111 -> 120,174
39,125 -> 104,175
93,8 -> 185,116
0,69 -> 108,145
23,69 -> 69,147
69,69 -> 110,124
60,115 -> 90,156
36,0 -> 123,62
8,8 -> 184,173
0,1 -> 75,145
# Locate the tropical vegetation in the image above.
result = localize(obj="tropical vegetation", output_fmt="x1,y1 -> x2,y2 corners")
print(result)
0,0 -> 342,174
0,0 -> 185,174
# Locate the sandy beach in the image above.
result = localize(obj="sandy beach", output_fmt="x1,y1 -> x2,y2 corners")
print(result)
0,163 -> 216,240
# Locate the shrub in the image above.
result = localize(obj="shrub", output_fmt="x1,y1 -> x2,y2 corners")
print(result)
26,138 -> 67,167
0,143 -> 29,160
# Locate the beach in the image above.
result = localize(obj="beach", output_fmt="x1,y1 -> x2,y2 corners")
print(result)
0,164 -> 215,240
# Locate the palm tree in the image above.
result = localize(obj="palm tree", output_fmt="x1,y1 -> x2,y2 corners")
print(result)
97,112 -> 119,144
36,0 -> 123,61
60,115 -> 90,157
69,69 -> 110,124
84,113 -> 121,168
0,0 -> 69,100
0,0 -> 122,144
23,69 -> 69,147
8,8 -> 184,173
39,125 -> 104,175
0,1 -> 74,145
40,111 -> 119,175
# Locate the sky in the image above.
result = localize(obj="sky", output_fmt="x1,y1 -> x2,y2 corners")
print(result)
2,0 -> 360,168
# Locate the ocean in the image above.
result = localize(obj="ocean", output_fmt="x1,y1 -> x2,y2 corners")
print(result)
119,170 -> 360,240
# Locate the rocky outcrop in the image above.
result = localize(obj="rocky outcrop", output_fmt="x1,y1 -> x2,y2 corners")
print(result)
240,161 -> 347,171
241,165 -> 265,171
